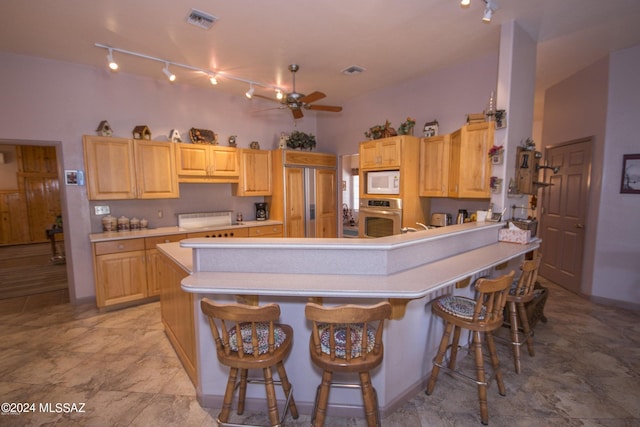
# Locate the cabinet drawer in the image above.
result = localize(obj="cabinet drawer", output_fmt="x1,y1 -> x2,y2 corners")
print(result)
145,234 -> 187,249
94,239 -> 145,255
249,224 -> 283,237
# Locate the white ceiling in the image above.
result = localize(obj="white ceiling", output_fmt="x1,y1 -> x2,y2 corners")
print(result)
2,0 -> 640,120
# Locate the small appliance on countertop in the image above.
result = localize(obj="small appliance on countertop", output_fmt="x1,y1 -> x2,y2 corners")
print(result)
430,212 -> 452,227
255,203 -> 268,221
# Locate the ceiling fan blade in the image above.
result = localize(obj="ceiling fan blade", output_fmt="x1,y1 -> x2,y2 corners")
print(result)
307,104 -> 343,112
291,108 -> 304,119
299,91 -> 326,104
253,94 -> 280,103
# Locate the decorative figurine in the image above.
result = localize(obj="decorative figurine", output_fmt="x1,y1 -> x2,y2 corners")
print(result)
96,120 -> 113,137
169,129 -> 182,142
250,141 -> 260,150
279,132 -> 288,149
132,125 -> 152,140
423,120 -> 439,137
228,135 -> 237,147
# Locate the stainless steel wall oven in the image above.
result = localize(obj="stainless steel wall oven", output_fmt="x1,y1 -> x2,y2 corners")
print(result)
358,198 -> 402,238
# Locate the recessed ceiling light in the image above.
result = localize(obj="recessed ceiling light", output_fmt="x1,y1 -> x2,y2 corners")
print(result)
187,9 -> 218,30
341,65 -> 366,76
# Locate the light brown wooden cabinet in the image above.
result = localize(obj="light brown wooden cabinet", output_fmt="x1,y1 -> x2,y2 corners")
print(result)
83,136 -> 179,200
268,149 -> 337,238
93,239 -> 148,308
420,123 -> 493,199
145,234 -> 186,297
359,137 -> 402,170
233,149 -> 272,196
248,224 -> 283,237
175,144 -> 239,183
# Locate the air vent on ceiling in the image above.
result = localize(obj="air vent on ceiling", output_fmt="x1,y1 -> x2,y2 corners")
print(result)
341,65 -> 366,75
187,9 -> 218,30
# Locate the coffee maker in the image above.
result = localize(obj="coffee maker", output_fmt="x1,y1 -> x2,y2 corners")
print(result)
255,203 -> 268,221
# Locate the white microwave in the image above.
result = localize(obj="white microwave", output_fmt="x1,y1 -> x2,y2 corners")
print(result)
367,170 -> 400,195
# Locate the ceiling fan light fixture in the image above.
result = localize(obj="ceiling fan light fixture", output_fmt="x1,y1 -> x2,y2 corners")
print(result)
245,84 -> 254,99
106,48 -> 118,71
163,63 -> 176,82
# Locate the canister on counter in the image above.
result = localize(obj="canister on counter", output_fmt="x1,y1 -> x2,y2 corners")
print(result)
130,217 -> 140,230
101,215 -> 117,232
117,216 -> 130,231
140,218 -> 148,229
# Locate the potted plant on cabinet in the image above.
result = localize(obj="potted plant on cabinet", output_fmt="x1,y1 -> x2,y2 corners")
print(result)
286,131 -> 316,150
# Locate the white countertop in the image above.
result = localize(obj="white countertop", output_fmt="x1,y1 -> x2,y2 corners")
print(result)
89,220 -> 282,242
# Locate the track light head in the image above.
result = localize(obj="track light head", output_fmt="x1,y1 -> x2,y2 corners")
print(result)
460,0 -> 470,6
276,89 -> 283,100
209,73 -> 218,85
482,0 -> 497,22
106,48 -> 118,71
163,63 -> 176,82
245,84 -> 255,99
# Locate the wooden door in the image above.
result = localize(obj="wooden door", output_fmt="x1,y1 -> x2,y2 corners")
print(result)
95,250 -> 147,307
539,138 -> 592,293
315,168 -> 337,237
209,146 -> 239,177
378,137 -> 402,168
419,135 -> 450,197
83,136 -> 136,200
457,123 -> 492,198
134,140 -> 179,199
175,144 -> 209,176
236,149 -> 272,196
285,167 -> 305,237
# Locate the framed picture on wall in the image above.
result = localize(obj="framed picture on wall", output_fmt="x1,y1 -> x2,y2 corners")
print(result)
620,154 -> 640,194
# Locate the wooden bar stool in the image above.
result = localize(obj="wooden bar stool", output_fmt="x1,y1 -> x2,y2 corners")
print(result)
200,298 -> 299,427
305,301 -> 392,427
504,254 -> 542,373
425,271 -> 515,425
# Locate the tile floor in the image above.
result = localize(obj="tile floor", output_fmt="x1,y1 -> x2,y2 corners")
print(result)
1,279 -> 639,426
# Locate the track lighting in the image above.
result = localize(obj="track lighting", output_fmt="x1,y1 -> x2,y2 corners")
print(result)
163,63 -> 176,82
460,0 -> 470,6
95,43 -> 274,99
276,89 -> 283,100
245,84 -> 255,99
106,48 -> 118,71
482,0 -> 497,23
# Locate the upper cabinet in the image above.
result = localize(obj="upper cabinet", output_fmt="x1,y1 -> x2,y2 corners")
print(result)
175,144 -> 239,183
359,137 -> 402,170
83,136 -> 179,200
420,123 -> 493,199
233,149 -> 272,196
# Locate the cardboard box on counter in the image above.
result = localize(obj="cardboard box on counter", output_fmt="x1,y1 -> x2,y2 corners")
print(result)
499,228 -> 532,244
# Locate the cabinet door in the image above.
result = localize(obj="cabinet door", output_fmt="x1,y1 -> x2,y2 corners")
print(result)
145,234 -> 186,297
175,144 -> 209,176
83,136 -> 136,200
285,167 -> 305,237
235,149 -> 272,196
95,250 -> 147,307
457,123 -> 492,198
419,135 -> 451,197
134,140 -> 179,199
210,147 -> 239,177
359,141 -> 381,169
378,137 -> 402,168
315,168 -> 337,237
249,224 -> 283,237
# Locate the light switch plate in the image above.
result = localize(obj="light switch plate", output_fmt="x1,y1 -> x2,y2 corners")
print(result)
94,206 -> 110,215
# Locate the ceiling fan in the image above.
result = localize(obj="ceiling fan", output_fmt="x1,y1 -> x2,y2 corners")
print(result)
254,64 -> 342,119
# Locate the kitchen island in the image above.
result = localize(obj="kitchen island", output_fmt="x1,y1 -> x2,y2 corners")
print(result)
156,222 -> 539,418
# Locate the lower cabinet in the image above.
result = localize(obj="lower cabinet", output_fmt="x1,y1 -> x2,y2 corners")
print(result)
93,239 -> 148,308
248,224 -> 283,237
145,234 -> 187,297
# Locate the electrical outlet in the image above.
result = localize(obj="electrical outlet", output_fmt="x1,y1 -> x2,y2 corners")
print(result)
94,205 -> 110,215
157,210 -> 163,218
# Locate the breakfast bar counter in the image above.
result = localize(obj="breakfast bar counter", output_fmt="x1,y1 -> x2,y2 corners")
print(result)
156,222 -> 539,418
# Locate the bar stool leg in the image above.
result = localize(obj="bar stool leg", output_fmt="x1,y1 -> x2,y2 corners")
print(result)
360,371 -> 380,427
276,361 -> 299,419
507,301 -> 523,373
471,331 -> 489,425
517,302 -> 535,357
262,366 -> 280,426
237,368 -> 248,415
426,322 -> 453,395
312,370 -> 333,427
219,367 -> 239,423
448,325 -> 462,370
485,331 -> 506,396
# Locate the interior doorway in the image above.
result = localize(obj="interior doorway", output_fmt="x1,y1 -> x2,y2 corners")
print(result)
539,138 -> 592,294
0,142 -> 68,311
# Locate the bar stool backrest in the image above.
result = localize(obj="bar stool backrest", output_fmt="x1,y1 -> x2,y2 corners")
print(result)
510,254 -> 542,300
473,271 -> 515,327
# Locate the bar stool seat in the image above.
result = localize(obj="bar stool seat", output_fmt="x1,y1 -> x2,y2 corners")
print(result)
305,301 -> 392,427
426,271 -> 515,425
201,298 -> 299,427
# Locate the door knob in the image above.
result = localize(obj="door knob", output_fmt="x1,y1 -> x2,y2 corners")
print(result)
576,224 -> 584,229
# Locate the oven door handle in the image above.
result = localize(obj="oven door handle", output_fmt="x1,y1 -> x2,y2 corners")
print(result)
359,208 -> 401,216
